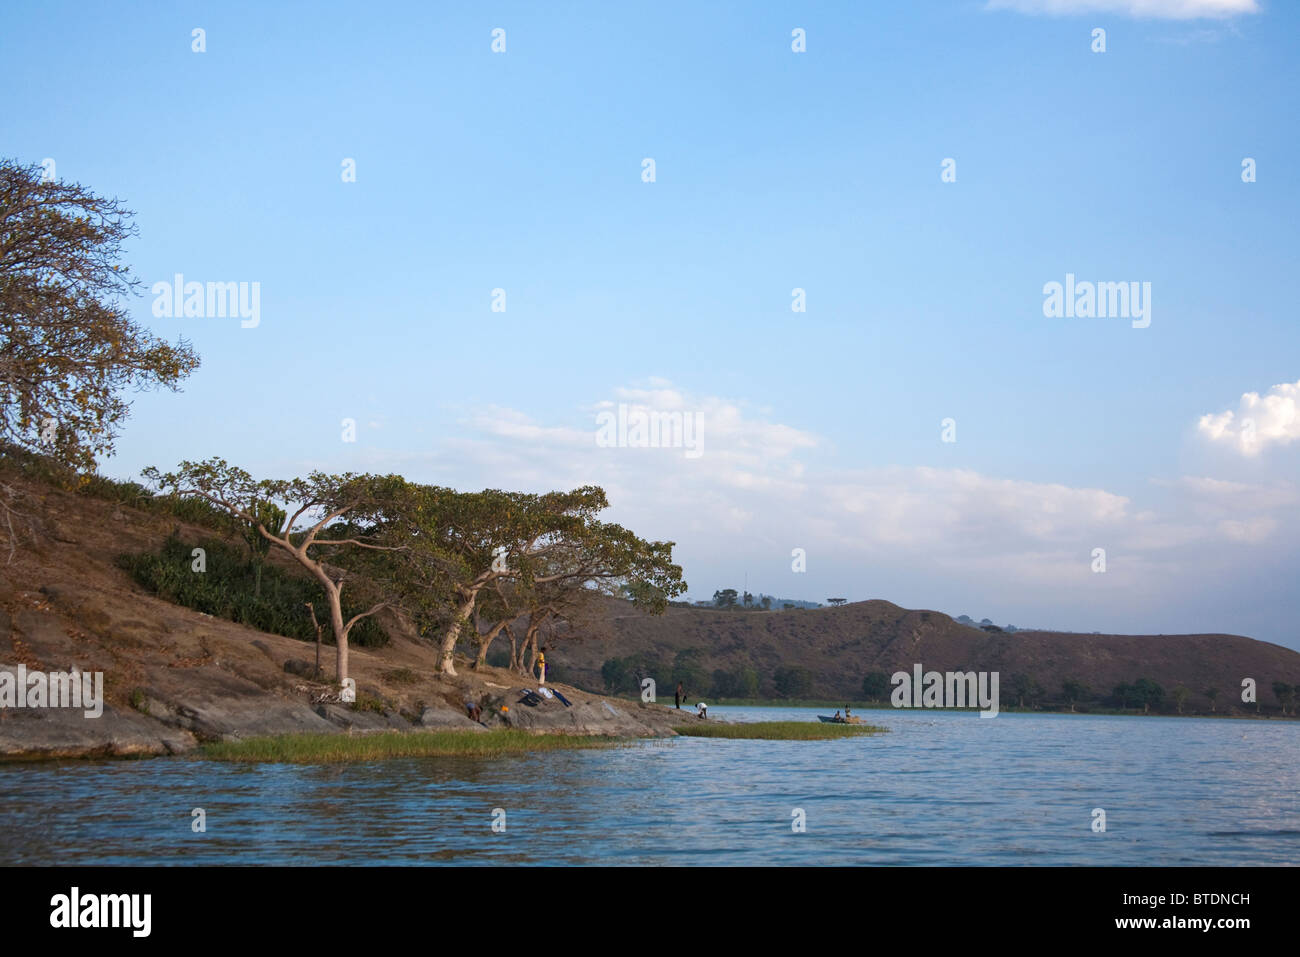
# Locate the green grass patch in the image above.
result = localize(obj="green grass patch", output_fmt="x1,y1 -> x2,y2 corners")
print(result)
673,720 -> 886,740
201,730 -> 620,763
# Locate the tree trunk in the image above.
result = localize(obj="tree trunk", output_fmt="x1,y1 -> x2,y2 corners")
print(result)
438,591 -> 477,676
474,620 -> 509,669
505,624 -> 519,672
329,596 -> 348,684
523,623 -> 540,677
290,549 -> 352,684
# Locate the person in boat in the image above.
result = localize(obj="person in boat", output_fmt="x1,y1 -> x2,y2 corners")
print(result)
844,705 -> 852,721
833,710 -> 843,721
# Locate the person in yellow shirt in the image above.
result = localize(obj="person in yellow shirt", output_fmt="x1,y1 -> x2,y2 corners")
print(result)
536,647 -> 547,684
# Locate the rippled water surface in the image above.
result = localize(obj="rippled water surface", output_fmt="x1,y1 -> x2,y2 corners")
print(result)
1,708 -> 1296,865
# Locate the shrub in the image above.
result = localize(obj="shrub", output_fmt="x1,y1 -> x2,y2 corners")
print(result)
116,534 -> 388,647
712,665 -> 760,698
773,666 -> 814,698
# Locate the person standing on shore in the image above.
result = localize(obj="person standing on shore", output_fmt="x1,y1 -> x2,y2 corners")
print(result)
675,681 -> 684,709
536,647 -> 547,684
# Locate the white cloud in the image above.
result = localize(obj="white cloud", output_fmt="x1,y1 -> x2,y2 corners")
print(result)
985,0 -> 1259,18
340,382 -> 1298,620
1197,379 -> 1300,457
426,382 -> 1296,565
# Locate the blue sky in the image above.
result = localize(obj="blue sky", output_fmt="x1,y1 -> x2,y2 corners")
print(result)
5,0 -> 1298,647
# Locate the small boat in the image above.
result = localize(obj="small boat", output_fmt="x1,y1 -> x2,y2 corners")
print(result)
817,714 -> 864,724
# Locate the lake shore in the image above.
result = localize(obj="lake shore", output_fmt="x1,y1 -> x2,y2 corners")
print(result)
701,698 -> 1299,720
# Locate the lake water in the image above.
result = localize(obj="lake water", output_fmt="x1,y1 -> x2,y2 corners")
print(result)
1,708 -> 1296,865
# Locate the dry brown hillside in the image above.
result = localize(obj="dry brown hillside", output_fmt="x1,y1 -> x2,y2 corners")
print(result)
556,599 -> 1300,715
0,460 -> 690,758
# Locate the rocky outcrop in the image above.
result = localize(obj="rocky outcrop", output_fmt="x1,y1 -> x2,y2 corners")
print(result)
497,693 -> 693,737
0,705 -> 196,759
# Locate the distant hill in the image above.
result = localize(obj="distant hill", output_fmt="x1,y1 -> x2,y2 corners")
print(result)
552,599 -> 1300,716
685,594 -> 823,611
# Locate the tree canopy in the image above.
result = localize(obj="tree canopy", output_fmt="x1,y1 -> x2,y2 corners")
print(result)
1,158 -> 198,471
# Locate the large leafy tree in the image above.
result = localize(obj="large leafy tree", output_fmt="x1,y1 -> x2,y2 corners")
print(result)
143,458 -> 412,683
393,486 -> 602,675
482,521 -> 684,675
1,158 -> 198,470
377,485 -> 684,675
1061,678 -> 1089,712
493,519 -> 685,675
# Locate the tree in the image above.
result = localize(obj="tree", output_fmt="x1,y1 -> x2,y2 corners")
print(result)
601,657 -> 631,693
1204,687 -> 1218,713
782,603 -> 795,611
240,499 -> 286,598
1061,678 -> 1088,712
827,598 -> 848,606
1133,677 -> 1164,714
467,580 -> 517,671
390,485 -> 604,675
385,485 -> 683,675
1011,673 -> 1042,709
760,596 -> 772,610
1172,685 -> 1190,714
1273,681 -> 1295,716
144,459 -> 410,684
712,665 -> 759,699
713,588 -> 738,608
773,666 -> 814,698
0,159 -> 198,472
861,672 -> 889,702
1113,682 -> 1134,709
672,649 -> 709,700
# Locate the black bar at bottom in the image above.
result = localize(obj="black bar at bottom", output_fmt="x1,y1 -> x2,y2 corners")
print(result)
8,866 -> 1283,943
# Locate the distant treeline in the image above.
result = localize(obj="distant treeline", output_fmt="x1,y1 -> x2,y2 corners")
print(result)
598,658 -> 1300,716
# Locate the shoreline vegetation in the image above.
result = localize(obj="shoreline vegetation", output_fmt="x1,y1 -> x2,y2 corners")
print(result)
201,730 -> 623,763
200,720 -> 891,763
673,721 -> 885,739
200,720 -> 890,763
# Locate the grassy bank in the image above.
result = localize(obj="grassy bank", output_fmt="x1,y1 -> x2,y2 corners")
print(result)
202,730 -> 620,763
673,721 -> 885,740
